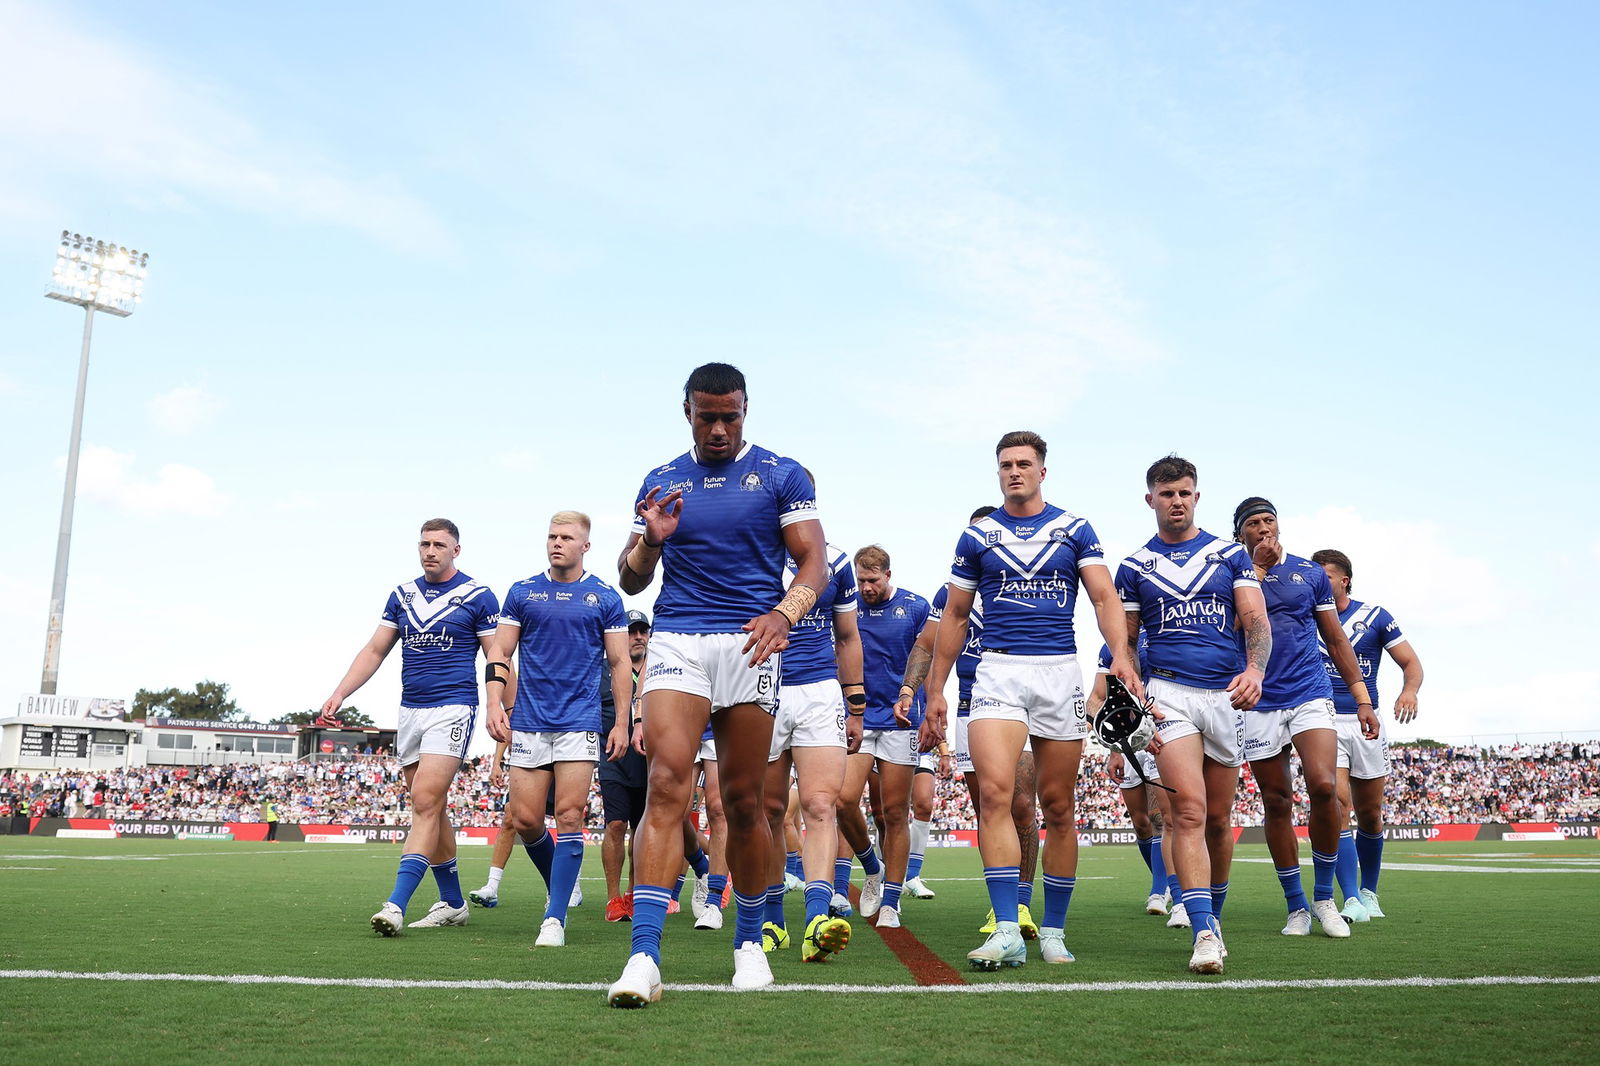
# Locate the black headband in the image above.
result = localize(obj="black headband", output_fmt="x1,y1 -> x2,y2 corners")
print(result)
1232,498 -> 1277,536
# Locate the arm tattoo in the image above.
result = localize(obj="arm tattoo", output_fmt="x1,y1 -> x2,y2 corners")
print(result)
1244,614 -> 1272,672
901,643 -> 933,691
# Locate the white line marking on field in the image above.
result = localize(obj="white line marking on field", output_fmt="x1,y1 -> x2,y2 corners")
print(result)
0,866 -> 57,871
1234,858 -> 1597,875
0,849 -> 324,862
3,970 -> 1596,995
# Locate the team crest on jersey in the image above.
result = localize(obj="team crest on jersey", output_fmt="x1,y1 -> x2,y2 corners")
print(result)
1206,552 -> 1224,564
893,606 -> 906,617
1352,620 -> 1368,634
449,596 -> 464,606
740,472 -> 763,491
583,592 -> 599,607
1050,528 -> 1070,543
1291,573 -> 1304,583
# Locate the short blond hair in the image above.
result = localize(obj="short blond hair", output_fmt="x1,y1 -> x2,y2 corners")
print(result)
549,510 -> 591,533
854,545 -> 891,573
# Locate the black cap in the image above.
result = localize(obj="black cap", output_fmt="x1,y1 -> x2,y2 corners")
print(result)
1232,496 -> 1277,536
626,610 -> 651,629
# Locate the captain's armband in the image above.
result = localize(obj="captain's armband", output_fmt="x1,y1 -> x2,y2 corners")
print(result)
772,583 -> 818,626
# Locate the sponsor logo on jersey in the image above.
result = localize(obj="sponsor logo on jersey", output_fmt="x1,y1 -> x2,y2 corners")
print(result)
703,475 -> 726,489
529,590 -> 548,601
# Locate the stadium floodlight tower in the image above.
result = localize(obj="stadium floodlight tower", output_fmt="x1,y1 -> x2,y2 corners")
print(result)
39,230 -> 151,694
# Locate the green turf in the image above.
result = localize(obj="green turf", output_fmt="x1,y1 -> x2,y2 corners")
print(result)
2,837 -> 1596,1064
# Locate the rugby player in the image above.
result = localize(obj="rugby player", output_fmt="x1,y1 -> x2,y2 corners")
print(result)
607,363 -> 827,1006
1311,549 -> 1424,921
759,522 -> 862,960
1117,457 -> 1270,974
901,505 -> 1043,936
1233,499 -> 1377,938
840,546 -> 930,931
323,519 -> 501,935
485,511 -> 631,948
925,432 -> 1142,969
602,610 -> 653,920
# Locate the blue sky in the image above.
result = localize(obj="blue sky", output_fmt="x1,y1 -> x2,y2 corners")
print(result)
2,0 -> 1595,750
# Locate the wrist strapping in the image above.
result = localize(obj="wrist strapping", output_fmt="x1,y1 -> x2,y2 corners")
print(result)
772,583 -> 818,626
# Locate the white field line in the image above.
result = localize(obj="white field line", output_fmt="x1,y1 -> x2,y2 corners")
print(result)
1232,857 -> 1598,874
2,970 -> 1596,995
0,849 -> 325,861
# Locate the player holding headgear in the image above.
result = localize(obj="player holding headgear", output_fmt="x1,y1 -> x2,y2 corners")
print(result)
923,431 -> 1143,971
484,511 -> 632,949
1116,456 -> 1269,973
758,511 -> 862,961
606,363 -> 827,1007
322,518 -> 501,936
1233,497 -> 1377,939
1311,549 -> 1424,922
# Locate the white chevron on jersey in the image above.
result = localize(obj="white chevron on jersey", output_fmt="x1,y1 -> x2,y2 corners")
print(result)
975,510 -> 1095,582
1124,541 -> 1251,602
394,579 -> 495,631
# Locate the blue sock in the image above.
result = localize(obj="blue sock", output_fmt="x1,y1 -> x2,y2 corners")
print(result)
984,865 -> 1020,925
544,832 -> 584,922
1042,874 -> 1075,930
785,851 -> 803,880
804,880 -> 832,924
1136,835 -> 1154,872
855,846 -> 881,877
1018,879 -> 1034,908
1357,829 -> 1385,893
387,853 -> 431,911
1166,872 -> 1181,902
706,873 -> 728,910
882,881 -> 903,911
1150,837 -> 1168,896
673,873 -> 687,901
630,884 -> 671,963
1183,888 -> 1218,942
833,857 -> 852,895
521,830 -> 554,889
1311,849 -> 1337,903
906,853 -> 924,881
1210,881 -> 1229,917
1336,831 -> 1360,900
687,847 -> 710,879
765,883 -> 785,928
1277,865 -> 1309,913
733,889 -> 765,947
430,857 -> 463,907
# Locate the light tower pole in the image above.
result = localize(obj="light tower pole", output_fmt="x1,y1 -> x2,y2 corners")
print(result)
40,230 -> 150,694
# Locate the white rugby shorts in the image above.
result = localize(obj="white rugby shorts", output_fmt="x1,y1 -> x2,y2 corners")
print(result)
952,702 -> 974,774
970,653 -> 1088,741
769,679 -> 847,760
858,728 -> 918,768
1243,697 -> 1336,762
396,703 -> 475,766
1335,713 -> 1391,780
697,735 -> 717,764
641,631 -> 779,714
1147,677 -> 1245,768
506,729 -> 599,769
1116,747 -> 1162,789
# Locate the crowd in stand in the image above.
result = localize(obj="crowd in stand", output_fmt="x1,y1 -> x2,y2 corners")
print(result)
4,740 -> 1595,829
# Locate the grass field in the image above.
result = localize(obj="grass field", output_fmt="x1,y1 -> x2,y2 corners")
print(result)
2,835 -> 1597,1065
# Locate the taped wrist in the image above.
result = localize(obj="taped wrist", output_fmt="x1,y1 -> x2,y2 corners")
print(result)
842,683 -> 866,714
772,583 -> 818,626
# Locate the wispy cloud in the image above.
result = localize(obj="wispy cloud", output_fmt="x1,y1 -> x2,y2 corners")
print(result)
71,444 -> 228,516
0,0 -> 451,254
148,385 -> 224,434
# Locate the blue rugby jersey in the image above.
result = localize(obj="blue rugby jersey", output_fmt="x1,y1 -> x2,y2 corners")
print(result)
498,571 -> 628,733
1116,531 -> 1257,689
379,572 -> 500,708
1320,600 -> 1406,715
1257,554 -> 1338,709
930,585 -> 984,706
948,504 -> 1105,656
780,544 -> 859,686
630,442 -> 819,634
859,587 -> 930,730
1095,633 -> 1150,677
